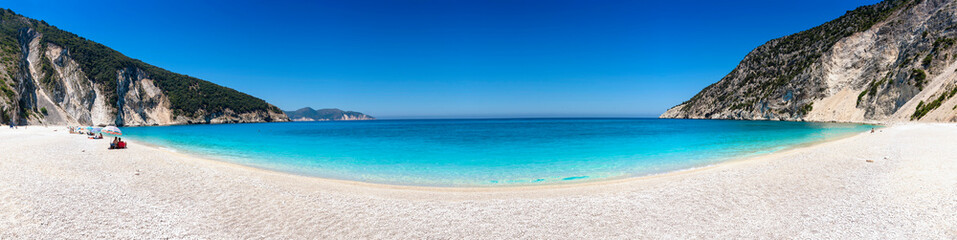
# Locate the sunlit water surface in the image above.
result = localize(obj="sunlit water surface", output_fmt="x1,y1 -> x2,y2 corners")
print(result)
123,118 -> 874,187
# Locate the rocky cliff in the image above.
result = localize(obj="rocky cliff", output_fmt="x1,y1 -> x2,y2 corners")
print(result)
285,107 -> 374,121
661,0 -> 957,123
0,9 -> 288,126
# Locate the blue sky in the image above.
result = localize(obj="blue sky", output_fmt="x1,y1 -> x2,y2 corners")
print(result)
5,0 -> 880,118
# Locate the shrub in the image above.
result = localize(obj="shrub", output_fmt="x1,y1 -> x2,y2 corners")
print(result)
798,102 -> 814,115
912,86 -> 957,120
0,84 -> 14,100
912,69 -> 927,89
857,90 -> 868,105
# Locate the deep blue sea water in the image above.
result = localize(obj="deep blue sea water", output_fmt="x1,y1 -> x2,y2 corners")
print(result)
123,118 -> 874,187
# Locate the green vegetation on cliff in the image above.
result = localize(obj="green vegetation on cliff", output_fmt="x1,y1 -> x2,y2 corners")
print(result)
912,86 -> 957,120
912,69 -> 927,90
857,78 -> 889,105
0,84 -> 13,100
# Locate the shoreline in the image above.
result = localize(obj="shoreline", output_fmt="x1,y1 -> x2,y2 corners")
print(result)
125,125 -> 876,192
1,123 -> 954,238
120,120 -> 881,190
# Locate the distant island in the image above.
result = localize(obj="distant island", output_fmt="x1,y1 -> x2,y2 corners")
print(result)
284,107 -> 373,121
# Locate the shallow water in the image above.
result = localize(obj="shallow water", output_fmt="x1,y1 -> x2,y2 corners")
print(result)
123,118 -> 874,187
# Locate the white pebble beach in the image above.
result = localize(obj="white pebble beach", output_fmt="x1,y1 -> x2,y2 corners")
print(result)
1,123 -> 955,238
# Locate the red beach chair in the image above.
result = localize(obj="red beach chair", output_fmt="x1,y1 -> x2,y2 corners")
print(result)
109,141 -> 128,150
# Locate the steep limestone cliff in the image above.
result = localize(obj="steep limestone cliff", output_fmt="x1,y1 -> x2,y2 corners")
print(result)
0,9 -> 288,126
661,0 -> 957,123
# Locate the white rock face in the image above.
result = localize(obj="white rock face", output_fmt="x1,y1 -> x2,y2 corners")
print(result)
90,86 -> 113,126
338,114 -> 373,120
115,68 -> 174,126
44,43 -> 98,125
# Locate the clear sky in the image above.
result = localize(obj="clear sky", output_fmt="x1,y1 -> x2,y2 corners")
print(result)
5,0 -> 881,118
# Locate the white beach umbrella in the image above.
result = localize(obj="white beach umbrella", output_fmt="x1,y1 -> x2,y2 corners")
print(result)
102,126 -> 122,135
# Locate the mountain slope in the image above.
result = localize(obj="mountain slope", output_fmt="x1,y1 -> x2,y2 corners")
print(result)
285,107 -> 374,121
0,9 -> 288,126
661,0 -> 957,123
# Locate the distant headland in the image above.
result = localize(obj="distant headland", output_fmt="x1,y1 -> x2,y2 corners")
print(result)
284,107 -> 374,121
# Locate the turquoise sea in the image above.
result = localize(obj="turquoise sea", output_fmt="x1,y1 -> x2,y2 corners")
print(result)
123,119 -> 874,187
